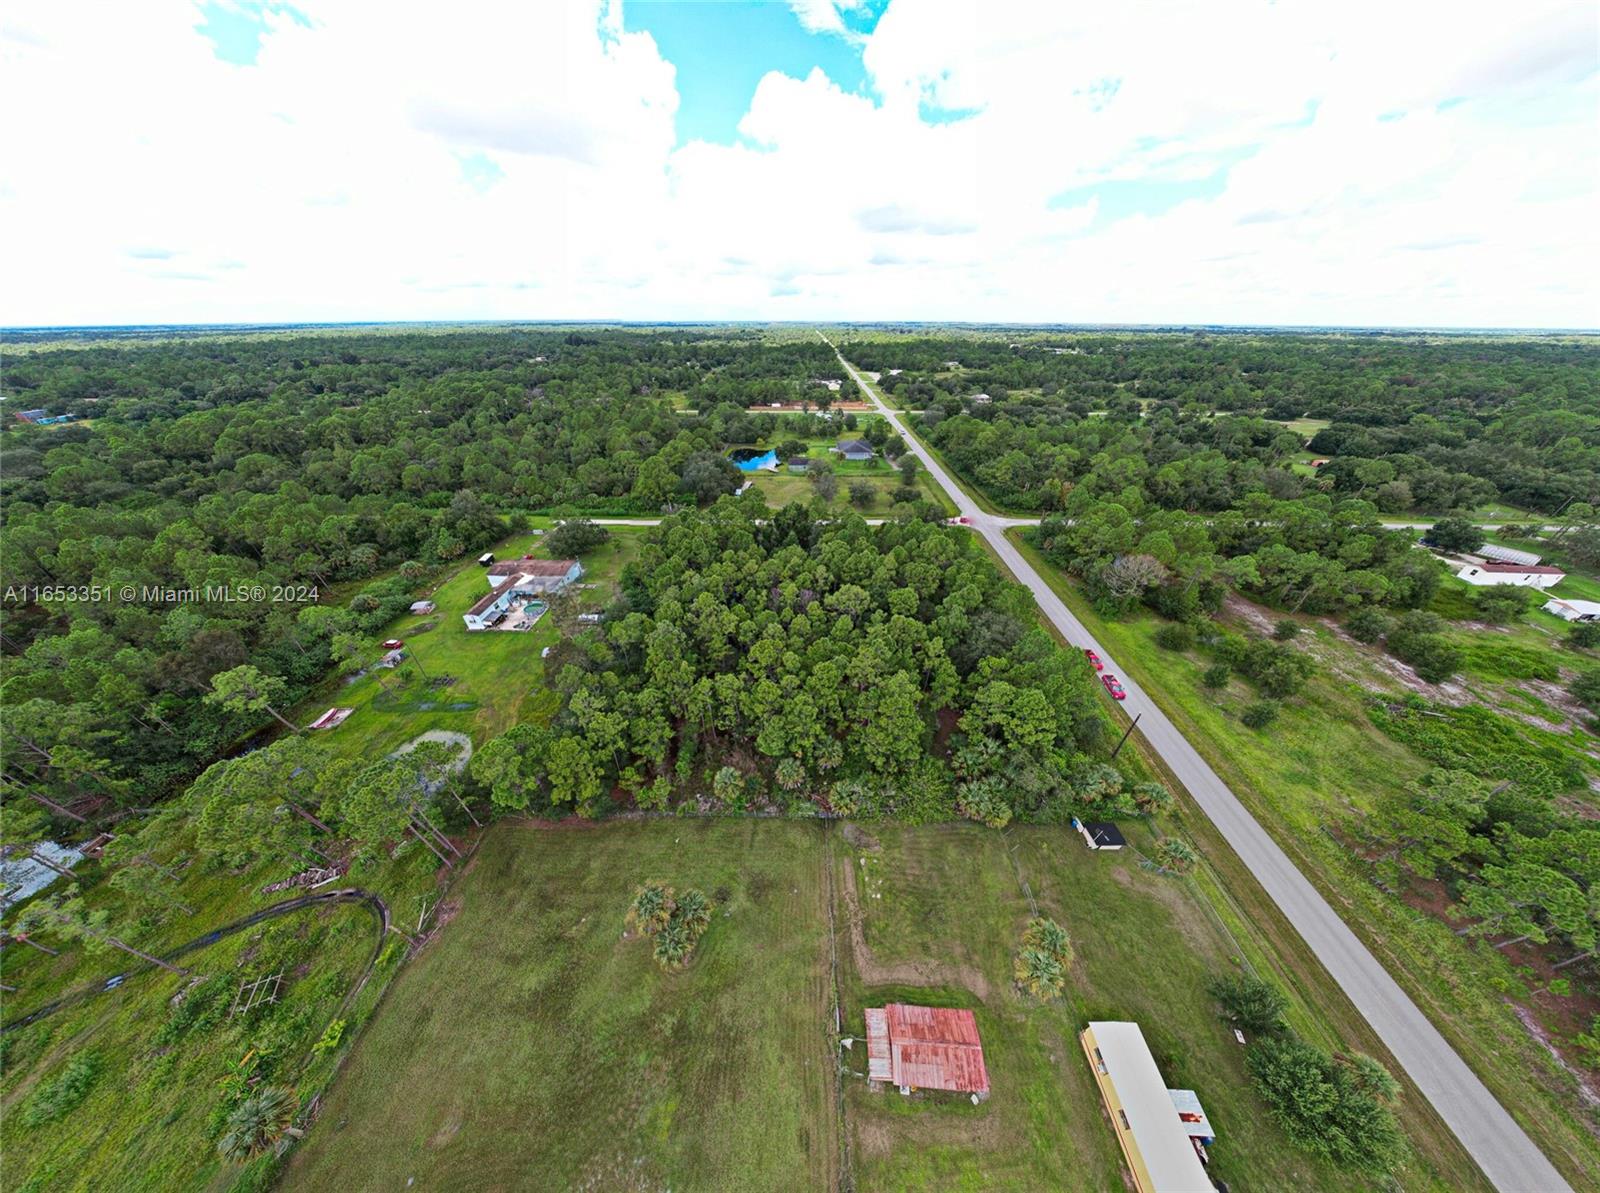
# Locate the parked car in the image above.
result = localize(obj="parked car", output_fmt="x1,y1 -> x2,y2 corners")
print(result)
381,638 -> 404,650
1101,674 -> 1126,700
1084,648 -> 1102,671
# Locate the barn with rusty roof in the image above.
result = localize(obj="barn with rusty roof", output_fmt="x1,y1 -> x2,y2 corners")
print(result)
864,1003 -> 989,1098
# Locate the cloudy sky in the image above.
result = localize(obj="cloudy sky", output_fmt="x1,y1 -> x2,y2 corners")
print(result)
2,0 -> 1596,327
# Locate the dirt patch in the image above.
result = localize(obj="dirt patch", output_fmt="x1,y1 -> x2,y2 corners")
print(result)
428,1109 -> 464,1147
1511,1006 -> 1600,1114
841,823 -> 880,851
1317,618 -> 1475,705
838,853 -> 991,1001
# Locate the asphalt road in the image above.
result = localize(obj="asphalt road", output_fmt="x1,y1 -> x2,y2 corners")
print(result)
826,338 -> 1571,1193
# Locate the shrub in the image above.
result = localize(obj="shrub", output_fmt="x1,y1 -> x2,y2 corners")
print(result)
1208,973 -> 1288,1034
1345,607 -> 1392,644
1154,622 -> 1196,651
1245,1037 -> 1406,1176
22,1051 -> 103,1127
1272,620 -> 1301,642
1472,585 -> 1531,624
1013,917 -> 1074,1000
1242,700 -> 1279,729
1569,622 -> 1600,651
1153,837 -> 1197,874
628,883 -> 714,970
1201,663 -> 1231,689
848,481 -> 876,508
1131,782 -> 1173,815
217,1086 -> 300,1162
1571,670 -> 1600,714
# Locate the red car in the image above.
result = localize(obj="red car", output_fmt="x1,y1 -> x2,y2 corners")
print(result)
1101,674 -> 1126,700
381,639 -> 404,650
1084,648 -> 1102,671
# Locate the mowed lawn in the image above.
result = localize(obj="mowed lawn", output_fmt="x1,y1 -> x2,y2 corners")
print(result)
837,823 -> 1474,1193
288,528 -> 642,761
285,819 -> 840,1192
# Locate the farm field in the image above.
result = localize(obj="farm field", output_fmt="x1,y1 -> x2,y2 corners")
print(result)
1006,528 -> 1600,1186
284,819 -> 840,1191
286,819 -> 1484,1192
286,527 -> 642,763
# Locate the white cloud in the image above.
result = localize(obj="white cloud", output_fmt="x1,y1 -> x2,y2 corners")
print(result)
0,0 -> 1595,327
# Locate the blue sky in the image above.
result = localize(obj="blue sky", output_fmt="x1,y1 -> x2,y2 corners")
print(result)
625,1 -> 883,144
2,0 -> 1595,327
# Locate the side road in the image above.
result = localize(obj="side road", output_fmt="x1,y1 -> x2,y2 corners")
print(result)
824,334 -> 1570,1193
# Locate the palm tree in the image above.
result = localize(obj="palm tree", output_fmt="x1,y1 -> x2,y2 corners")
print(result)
217,1086 -> 301,1162
652,919 -> 693,969
1022,917 -> 1072,964
1013,946 -> 1067,999
675,888 -> 712,935
628,883 -> 672,935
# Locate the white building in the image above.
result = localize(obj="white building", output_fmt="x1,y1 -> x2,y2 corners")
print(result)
1455,562 -> 1565,589
463,558 -> 582,630
1081,1022 -> 1214,1193
1544,597 -> 1600,622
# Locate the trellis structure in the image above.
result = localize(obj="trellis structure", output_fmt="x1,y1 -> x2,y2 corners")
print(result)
231,972 -> 283,1017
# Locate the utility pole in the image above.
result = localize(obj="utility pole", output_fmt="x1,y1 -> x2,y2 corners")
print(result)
1110,713 -> 1142,761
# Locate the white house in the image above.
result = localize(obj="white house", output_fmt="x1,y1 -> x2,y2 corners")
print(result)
1456,562 -> 1565,589
1544,597 -> 1600,622
970,393 -> 993,405
835,438 -> 875,462
464,558 -> 582,630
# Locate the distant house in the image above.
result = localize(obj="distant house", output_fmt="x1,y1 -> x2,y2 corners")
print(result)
887,368 -> 903,376
13,408 -> 72,426
1456,562 -> 1564,589
835,438 -> 875,462
1073,818 -> 1126,851
1544,597 -> 1600,622
812,378 -> 843,392
865,1003 -> 989,1097
1081,1021 -> 1214,1193
410,600 -> 436,615
970,393 -> 993,405
942,360 -> 960,369
787,458 -> 811,473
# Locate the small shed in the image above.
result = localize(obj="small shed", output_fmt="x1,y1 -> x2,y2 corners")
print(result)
1544,597 -> 1600,622
864,1003 -> 989,1097
410,600 -> 435,615
478,553 -> 495,566
1075,818 -> 1127,851
309,707 -> 354,731
787,458 -> 811,473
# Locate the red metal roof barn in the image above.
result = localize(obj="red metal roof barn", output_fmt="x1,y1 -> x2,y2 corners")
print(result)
865,1003 -> 989,1095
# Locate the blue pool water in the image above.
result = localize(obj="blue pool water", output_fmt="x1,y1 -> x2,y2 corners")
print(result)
729,448 -> 777,472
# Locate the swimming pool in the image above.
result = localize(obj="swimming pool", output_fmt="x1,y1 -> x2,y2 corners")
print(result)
728,448 -> 778,472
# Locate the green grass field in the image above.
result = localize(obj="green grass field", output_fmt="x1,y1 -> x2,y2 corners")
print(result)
0,829 -> 441,1193
286,528 -> 642,762
284,818 -> 1484,1191
285,820 -> 840,1191
1005,529 -> 1600,1188
839,823 -> 1481,1192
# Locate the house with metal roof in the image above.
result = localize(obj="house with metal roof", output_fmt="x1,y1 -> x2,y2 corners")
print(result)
865,1003 -> 989,1098
1081,1021 -> 1213,1193
1544,597 -> 1600,622
1455,561 -> 1564,589
464,558 -> 581,630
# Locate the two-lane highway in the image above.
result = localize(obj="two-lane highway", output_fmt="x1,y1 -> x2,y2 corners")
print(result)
826,336 -> 1571,1193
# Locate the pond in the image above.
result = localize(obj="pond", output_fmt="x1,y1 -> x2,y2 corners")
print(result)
728,447 -> 777,472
